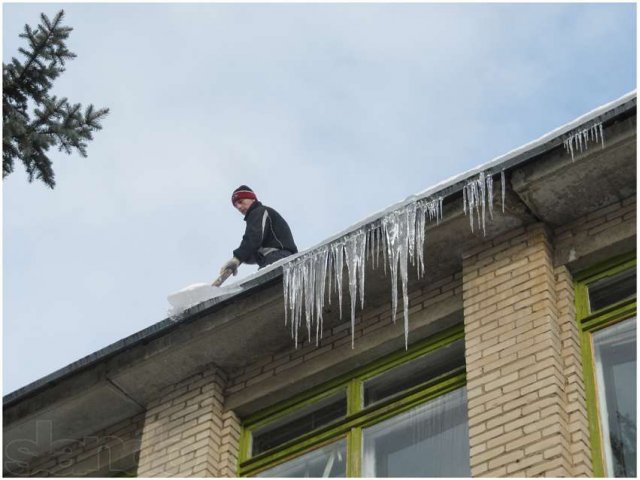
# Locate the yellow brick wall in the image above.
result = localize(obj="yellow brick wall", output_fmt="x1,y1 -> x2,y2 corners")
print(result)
463,224 -> 573,477
16,413 -> 144,477
556,265 -> 593,476
219,410 -> 241,477
136,365 -> 240,477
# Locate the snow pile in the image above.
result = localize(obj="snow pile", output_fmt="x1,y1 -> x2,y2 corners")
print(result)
167,282 -> 243,319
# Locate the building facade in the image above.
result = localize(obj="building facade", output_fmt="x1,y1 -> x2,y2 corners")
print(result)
4,92 -> 636,477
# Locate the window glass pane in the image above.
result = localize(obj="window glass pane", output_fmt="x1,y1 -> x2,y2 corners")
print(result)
256,439 -> 346,477
593,317 -> 636,477
364,339 -> 465,406
362,387 -> 470,477
252,391 -> 347,455
589,268 -> 636,312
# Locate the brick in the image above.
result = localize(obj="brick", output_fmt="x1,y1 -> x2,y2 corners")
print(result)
502,392 -> 539,413
470,462 -> 488,476
485,428 -> 524,449
504,411 -> 541,433
486,407 -> 522,430
485,389 -> 522,411
470,443 -> 487,456
541,422 -> 566,437
493,256 -> 529,276
470,445 -> 506,465
487,449 -> 524,469
483,371 -> 519,392
469,405 -> 503,428
483,465 -> 507,477
505,453 -> 544,474
469,426 -> 505,446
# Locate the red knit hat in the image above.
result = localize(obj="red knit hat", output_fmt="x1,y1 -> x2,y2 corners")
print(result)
231,185 -> 257,205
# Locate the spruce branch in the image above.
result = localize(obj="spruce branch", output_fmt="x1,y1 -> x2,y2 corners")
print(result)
3,9 -> 109,188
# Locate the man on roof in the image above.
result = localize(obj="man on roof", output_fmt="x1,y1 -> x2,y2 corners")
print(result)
218,185 -> 298,280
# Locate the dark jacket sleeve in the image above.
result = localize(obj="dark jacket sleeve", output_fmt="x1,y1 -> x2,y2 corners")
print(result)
233,207 -> 264,263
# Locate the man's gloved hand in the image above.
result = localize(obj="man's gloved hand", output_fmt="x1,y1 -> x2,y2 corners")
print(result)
219,257 -> 241,277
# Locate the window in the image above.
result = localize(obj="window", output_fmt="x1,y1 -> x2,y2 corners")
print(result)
257,439 -> 347,477
239,326 -> 468,477
362,388 -> 469,477
576,255 -> 636,477
252,390 -> 347,455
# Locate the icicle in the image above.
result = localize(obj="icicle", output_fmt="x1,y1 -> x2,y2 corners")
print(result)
577,131 -> 583,152
314,247 -> 329,344
382,212 -> 400,324
478,171 -> 486,236
284,261 -> 303,347
331,242 -> 345,320
358,235 -> 367,311
374,226 -> 380,269
564,137 -> 575,161
486,174 -> 494,220
344,230 -> 367,348
283,263 -> 290,328
415,202 -> 427,278
326,247 -> 334,305
382,208 -> 412,349
598,123 -> 605,148
406,202 -> 417,267
463,171 -> 496,235
465,182 -> 475,232
303,259 -> 315,344
381,224 -> 389,276
366,229 -> 374,266
462,184 -> 467,215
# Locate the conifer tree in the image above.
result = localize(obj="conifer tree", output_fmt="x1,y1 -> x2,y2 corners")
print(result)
3,10 -> 109,188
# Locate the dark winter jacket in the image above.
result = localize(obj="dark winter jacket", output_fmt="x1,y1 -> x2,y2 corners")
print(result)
233,201 -> 298,268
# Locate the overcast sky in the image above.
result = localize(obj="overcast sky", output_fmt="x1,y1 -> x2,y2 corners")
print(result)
3,2 -> 636,394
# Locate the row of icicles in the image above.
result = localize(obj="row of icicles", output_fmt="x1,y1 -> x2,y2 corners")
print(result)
563,122 -> 604,161
283,122 -> 606,349
282,185 -> 494,351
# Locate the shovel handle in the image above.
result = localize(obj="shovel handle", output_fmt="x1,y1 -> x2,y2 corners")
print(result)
212,268 -> 234,287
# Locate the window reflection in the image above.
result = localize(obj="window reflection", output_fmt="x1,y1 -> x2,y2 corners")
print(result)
364,340 -> 465,406
588,268 -> 636,312
362,387 -> 470,477
256,439 -> 346,478
593,317 -> 636,477
252,391 -> 347,455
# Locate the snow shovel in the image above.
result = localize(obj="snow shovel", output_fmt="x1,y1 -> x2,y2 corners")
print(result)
212,267 -> 234,287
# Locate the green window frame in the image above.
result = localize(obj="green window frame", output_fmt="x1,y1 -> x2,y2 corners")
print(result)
238,324 -> 467,477
574,253 -> 636,477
